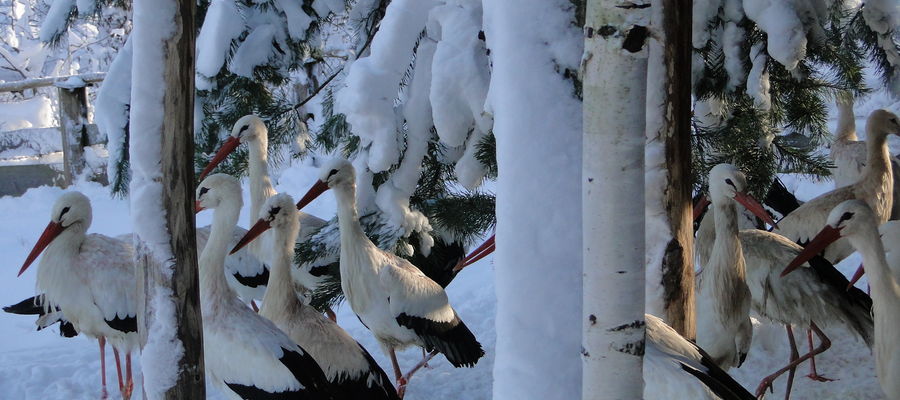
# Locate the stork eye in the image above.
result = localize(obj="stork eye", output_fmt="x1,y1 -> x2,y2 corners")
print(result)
839,212 -> 854,223
199,187 -> 209,196
327,169 -> 338,178
238,125 -> 250,135
59,207 -> 70,219
725,178 -> 735,187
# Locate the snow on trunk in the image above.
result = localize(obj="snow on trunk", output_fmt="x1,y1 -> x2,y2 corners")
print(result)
131,0 -> 204,398
482,1 -> 583,398
96,37 -> 133,193
582,0 -> 648,398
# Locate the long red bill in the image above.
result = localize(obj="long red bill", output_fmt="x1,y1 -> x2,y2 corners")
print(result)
692,195 -> 711,221
733,191 -> 779,229
453,235 -> 496,272
847,263 -> 865,290
19,221 -> 65,277
199,136 -> 241,181
230,218 -> 272,254
296,180 -> 330,210
195,200 -> 204,214
782,225 -> 842,277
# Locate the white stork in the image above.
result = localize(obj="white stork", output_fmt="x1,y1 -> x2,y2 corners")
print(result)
774,109 -> 900,263
784,200 -> 900,399
827,95 -> 900,218
199,115 -> 333,315
294,159 -> 484,396
17,192 -> 137,399
846,218 -> 900,289
697,196 -> 874,398
696,164 -> 776,369
195,174 -> 333,399
231,193 -> 400,399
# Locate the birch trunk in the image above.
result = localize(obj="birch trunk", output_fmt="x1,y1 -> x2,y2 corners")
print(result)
644,0 -> 695,339
131,0 -> 205,398
582,0 -> 648,398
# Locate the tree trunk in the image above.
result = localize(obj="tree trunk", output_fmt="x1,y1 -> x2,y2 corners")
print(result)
644,0 -> 695,339
131,0 -> 205,398
582,1 -> 648,398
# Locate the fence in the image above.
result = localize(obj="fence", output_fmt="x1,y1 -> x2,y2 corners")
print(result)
0,72 -> 106,196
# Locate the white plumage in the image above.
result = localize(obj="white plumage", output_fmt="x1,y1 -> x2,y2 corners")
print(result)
196,174 -> 332,399
775,109 -> 900,263
645,314 -> 755,400
295,159 -> 484,395
17,191 -> 137,399
234,193 -> 400,399
695,164 -> 757,369
785,200 -> 900,399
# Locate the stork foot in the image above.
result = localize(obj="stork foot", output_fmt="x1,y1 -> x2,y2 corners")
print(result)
100,387 -> 108,400
806,373 -> 835,382
396,376 -> 408,399
755,376 -> 777,398
122,381 -> 133,400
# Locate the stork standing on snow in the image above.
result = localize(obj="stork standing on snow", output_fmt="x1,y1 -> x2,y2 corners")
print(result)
784,200 -> 900,399
775,109 -> 900,263
195,174 -> 333,399
231,193 -> 400,399
17,192 -> 137,399
696,164 -> 774,369
295,159 -> 484,396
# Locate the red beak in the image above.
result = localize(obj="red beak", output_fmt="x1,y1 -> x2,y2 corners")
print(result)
847,263 -> 865,290
692,195 -> 711,221
782,225 -> 843,277
453,234 -> 496,272
231,218 -> 272,254
19,221 -> 65,277
733,191 -> 779,229
195,200 -> 204,214
199,136 -> 241,180
296,179 -> 330,210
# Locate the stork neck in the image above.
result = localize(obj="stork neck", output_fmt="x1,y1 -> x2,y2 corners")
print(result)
710,200 -> 744,273
835,99 -> 857,142
248,138 -> 276,225
200,201 -> 241,298
851,229 -> 899,300
261,224 -> 303,312
334,182 -> 370,250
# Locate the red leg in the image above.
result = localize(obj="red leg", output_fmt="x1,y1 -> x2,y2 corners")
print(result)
783,325 -> 799,400
389,348 -> 407,399
403,350 -> 439,382
756,322 -> 833,397
99,337 -> 108,399
113,347 -> 125,398
123,353 -> 133,400
806,326 -> 835,382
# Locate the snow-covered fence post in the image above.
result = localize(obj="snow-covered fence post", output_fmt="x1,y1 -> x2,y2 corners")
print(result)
644,0 -> 695,339
56,84 -> 88,186
582,0 -> 648,398
130,0 -> 205,398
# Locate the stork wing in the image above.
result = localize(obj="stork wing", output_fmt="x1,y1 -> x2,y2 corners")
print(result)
774,187 -> 856,262
80,234 -> 137,333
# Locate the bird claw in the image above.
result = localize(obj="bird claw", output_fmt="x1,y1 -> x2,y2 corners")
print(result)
396,377 -> 408,399
806,373 -> 835,382
755,379 -> 774,398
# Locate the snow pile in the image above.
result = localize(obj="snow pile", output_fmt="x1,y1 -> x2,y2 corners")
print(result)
862,0 -> 900,94
95,38 -> 133,189
0,95 -> 53,130
229,24 -> 277,78
195,0 -> 243,89
38,0 -> 75,43
746,43 -> 772,110
141,286 -> 185,400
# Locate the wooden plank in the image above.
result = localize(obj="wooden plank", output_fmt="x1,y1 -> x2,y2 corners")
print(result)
0,72 -> 105,92
57,86 -> 88,186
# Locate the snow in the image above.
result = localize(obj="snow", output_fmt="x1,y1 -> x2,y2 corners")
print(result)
94,38 -> 132,189
743,0 -> 807,71
0,96 -> 54,130
39,0 -> 75,42
195,0 -> 244,86
746,42 -> 772,110
228,24 -> 277,78
275,0 -> 313,41
141,286 -> 184,399
482,1 -> 583,399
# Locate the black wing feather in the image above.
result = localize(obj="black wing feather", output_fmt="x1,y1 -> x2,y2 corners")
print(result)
4,296 -> 48,315
329,344 -> 400,400
105,315 -> 138,333
807,254 -> 874,347
396,312 -> 484,368
233,266 -> 270,288
279,347 -> 335,400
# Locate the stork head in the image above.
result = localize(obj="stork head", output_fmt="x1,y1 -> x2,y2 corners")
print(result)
231,193 -> 298,254
295,159 -> 355,210
783,200 -> 876,276
707,164 -> 777,228
866,109 -> 900,138
198,115 -> 267,180
18,192 -> 92,277
196,173 -> 243,212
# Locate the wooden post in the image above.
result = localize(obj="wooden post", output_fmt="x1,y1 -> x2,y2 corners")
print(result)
56,85 -> 88,186
655,0 -> 695,339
